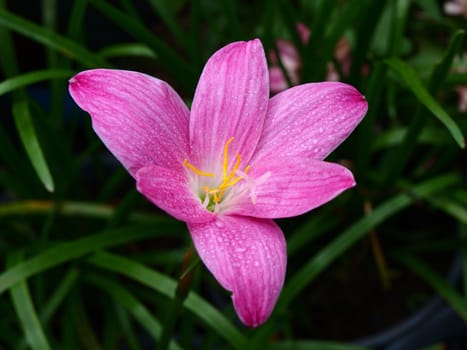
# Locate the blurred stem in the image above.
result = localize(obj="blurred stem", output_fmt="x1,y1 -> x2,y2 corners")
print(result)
222,0 -> 242,40
389,0 -> 409,57
350,0 -> 387,85
70,291 -> 103,350
189,0 -> 202,71
0,0 -> 19,76
158,247 -> 199,350
365,201 -> 391,290
272,44 -> 294,89
357,62 -> 386,177
302,0 -> 336,81
40,269 -> 79,324
42,0 -> 57,67
42,0 -> 66,129
0,199 -> 162,223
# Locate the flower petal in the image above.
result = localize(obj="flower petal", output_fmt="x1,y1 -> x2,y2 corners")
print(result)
188,216 -> 286,327
136,165 -> 214,223
269,66 -> 290,94
226,156 -> 355,218
253,82 -> 368,162
69,69 -> 190,177
189,39 -> 269,169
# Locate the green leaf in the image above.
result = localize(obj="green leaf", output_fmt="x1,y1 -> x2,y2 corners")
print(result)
88,251 -> 248,350
90,0 -> 195,92
385,57 -> 465,148
40,269 -> 79,324
0,223 -> 182,294
279,173 -> 460,309
12,100 -> 54,192
98,43 -> 157,59
0,7 -> 109,67
7,252 -> 51,350
85,274 -> 182,350
394,252 -> 467,323
146,0 -> 187,49
0,69 -> 75,96
430,30 -> 465,93
254,173 -> 460,343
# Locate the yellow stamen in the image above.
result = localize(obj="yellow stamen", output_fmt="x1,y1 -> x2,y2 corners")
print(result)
183,159 -> 215,177
223,137 -> 235,180
183,137 -> 251,206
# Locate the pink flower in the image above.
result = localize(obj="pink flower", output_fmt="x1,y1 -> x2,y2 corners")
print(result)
269,23 -> 354,93
269,23 -> 310,92
456,86 -> 467,112
444,0 -> 467,18
451,54 -> 467,113
68,39 -> 367,327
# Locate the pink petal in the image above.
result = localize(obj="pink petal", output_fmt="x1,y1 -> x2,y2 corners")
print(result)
269,66 -> 290,94
188,216 -> 286,327
252,82 -> 368,162
225,156 -> 355,218
189,39 -> 269,170
69,69 -> 190,177
136,165 -> 214,223
272,40 -> 301,70
443,2 -> 464,15
296,23 -> 310,43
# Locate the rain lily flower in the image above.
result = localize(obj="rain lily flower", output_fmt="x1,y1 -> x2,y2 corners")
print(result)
269,23 -> 310,92
451,53 -> 467,113
444,0 -> 467,18
456,86 -> 467,113
69,39 -> 367,327
269,23 -> 354,93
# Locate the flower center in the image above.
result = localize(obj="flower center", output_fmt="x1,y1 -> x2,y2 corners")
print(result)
183,137 -> 250,211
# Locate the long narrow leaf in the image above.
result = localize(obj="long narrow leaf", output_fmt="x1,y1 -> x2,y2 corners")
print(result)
7,252 -> 51,350
0,69 -> 75,96
87,251 -> 248,350
253,173 -> 461,342
146,0 -> 187,50
0,223 -> 183,294
277,173 -> 460,310
394,252 -> 467,322
12,100 -> 54,192
0,7 -> 109,67
85,274 -> 182,350
385,57 -> 465,148
90,0 -> 195,92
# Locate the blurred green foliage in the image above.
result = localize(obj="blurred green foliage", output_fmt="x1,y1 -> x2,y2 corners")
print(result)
0,0 -> 466,349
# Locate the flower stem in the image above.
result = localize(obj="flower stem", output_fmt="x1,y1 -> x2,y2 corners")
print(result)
158,247 -> 199,350
365,201 -> 392,290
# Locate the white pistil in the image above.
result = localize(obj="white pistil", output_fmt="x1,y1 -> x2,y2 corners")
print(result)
235,170 -> 271,205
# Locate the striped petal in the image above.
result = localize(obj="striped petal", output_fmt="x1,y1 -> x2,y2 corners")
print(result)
188,215 -> 286,327
69,69 -> 189,177
189,39 -> 269,170
253,82 -> 368,162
